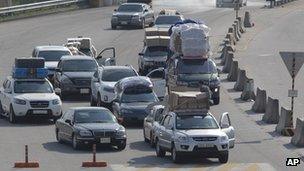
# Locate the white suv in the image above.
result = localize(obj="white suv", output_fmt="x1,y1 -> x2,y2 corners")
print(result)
90,66 -> 138,107
0,77 -> 62,123
154,111 -> 235,163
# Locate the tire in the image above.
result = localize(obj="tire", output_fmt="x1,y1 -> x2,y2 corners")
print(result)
56,129 -> 63,143
9,105 -> 17,123
0,101 -> 4,118
213,97 -> 220,105
172,145 -> 181,163
116,141 -> 126,151
141,19 -> 145,29
155,139 -> 166,157
143,129 -> 149,143
150,132 -> 155,147
97,94 -> 104,107
218,151 -> 229,163
111,24 -> 117,29
90,95 -> 97,106
72,134 -> 80,150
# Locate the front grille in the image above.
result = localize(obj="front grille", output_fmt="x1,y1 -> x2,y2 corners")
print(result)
30,101 -> 49,108
192,137 -> 217,142
93,131 -> 116,138
118,15 -> 133,21
72,78 -> 91,86
154,61 -> 165,67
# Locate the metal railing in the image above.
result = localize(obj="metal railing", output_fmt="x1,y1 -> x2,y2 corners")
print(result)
0,0 -> 86,15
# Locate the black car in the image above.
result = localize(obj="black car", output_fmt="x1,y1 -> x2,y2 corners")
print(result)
112,76 -> 159,124
53,56 -> 98,98
55,107 -> 126,150
111,3 -> 154,29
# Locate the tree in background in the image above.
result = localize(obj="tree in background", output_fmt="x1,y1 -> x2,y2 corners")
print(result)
12,0 -> 49,5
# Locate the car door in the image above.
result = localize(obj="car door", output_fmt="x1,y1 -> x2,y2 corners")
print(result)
96,47 -> 116,66
146,68 -> 166,98
162,114 -> 174,149
219,112 -> 235,148
2,80 -> 12,112
144,111 -> 154,139
157,115 -> 168,147
61,110 -> 74,141
91,69 -> 101,101
54,60 -> 62,88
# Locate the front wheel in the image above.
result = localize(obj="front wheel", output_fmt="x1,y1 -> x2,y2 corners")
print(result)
116,141 -> 126,151
156,139 -> 166,157
0,101 -> 5,118
111,24 -> 117,29
9,105 -> 17,123
213,97 -> 220,105
90,95 -> 97,106
218,151 -> 229,163
172,145 -> 182,163
72,135 -> 80,150
56,129 -> 63,143
141,19 -> 146,29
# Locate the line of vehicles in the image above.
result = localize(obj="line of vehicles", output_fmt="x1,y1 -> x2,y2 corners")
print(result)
0,2 -> 235,164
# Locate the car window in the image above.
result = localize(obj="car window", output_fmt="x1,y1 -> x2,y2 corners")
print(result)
74,109 -> 116,123
14,81 -> 53,94
118,4 -> 143,12
62,110 -> 71,120
221,114 -> 231,127
38,50 -> 71,62
163,115 -> 171,127
176,114 -> 219,130
154,108 -> 164,122
155,16 -> 183,25
2,80 -> 8,89
121,92 -> 158,103
101,68 -> 137,82
148,70 -> 164,79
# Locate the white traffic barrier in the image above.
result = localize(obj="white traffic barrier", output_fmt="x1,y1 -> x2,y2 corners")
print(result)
227,61 -> 238,81
241,78 -> 255,101
237,17 -> 246,33
275,107 -> 293,135
244,11 -> 253,28
234,69 -> 247,91
227,29 -> 237,45
291,118 -> 304,147
234,20 -> 241,38
232,23 -> 240,41
252,87 -> 267,113
262,97 -> 279,124
222,52 -> 233,73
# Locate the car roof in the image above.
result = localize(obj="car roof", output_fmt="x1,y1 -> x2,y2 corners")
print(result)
60,55 -> 93,61
100,65 -> 134,71
34,46 -> 70,51
69,107 -> 109,111
122,3 -> 145,6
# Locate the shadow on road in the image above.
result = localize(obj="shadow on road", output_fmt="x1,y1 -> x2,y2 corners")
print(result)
43,141 -> 121,154
129,141 -> 154,152
0,118 -> 53,127
62,94 -> 90,103
103,26 -> 142,31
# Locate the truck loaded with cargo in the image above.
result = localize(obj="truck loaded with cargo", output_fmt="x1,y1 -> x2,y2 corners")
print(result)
166,20 -> 221,105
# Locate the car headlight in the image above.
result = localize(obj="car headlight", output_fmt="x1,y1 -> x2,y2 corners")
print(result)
121,109 -> 133,114
132,15 -> 140,20
220,135 -> 228,143
79,130 -> 92,137
52,99 -> 61,105
116,127 -> 126,137
175,134 -> 189,143
13,98 -> 26,105
214,88 -> 218,92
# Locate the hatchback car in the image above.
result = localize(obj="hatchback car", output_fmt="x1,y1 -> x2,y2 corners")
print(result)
55,107 -> 126,150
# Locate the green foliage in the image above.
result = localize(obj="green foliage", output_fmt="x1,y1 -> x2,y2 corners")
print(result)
12,0 -> 50,5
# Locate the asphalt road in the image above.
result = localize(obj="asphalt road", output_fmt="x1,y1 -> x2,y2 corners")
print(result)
0,0 -> 303,170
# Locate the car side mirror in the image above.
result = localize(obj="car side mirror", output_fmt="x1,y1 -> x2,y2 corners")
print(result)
54,88 -> 61,95
138,53 -> 144,56
117,118 -> 123,124
65,119 -> 72,125
144,9 -> 148,12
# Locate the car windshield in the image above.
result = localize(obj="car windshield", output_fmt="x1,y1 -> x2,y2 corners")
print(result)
145,46 -> 168,57
14,81 -> 53,93
176,114 -> 219,130
62,60 -> 97,72
154,108 -> 164,121
118,4 -> 143,12
38,50 -> 70,61
121,92 -> 158,103
74,109 -> 117,123
102,68 -> 136,82
155,16 -> 183,25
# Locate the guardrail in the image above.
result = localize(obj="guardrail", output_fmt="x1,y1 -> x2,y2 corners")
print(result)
0,0 -> 86,15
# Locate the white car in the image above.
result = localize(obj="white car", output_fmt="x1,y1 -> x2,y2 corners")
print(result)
154,111 -> 235,163
0,77 -> 62,123
90,66 -> 138,107
146,68 -> 166,99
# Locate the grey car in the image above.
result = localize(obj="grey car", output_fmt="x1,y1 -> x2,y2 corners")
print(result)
55,107 -> 126,150
216,0 -> 247,8
111,3 -> 154,29
53,56 -> 98,98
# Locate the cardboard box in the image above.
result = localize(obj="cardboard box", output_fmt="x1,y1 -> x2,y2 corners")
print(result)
168,91 -> 209,111
145,36 -> 170,47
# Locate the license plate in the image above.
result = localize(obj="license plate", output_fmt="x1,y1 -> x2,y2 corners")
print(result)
80,89 -> 90,94
100,138 -> 111,144
198,143 -> 213,148
121,21 -> 128,25
33,110 -> 48,114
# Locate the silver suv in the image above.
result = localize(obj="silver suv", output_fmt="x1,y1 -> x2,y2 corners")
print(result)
154,111 -> 235,163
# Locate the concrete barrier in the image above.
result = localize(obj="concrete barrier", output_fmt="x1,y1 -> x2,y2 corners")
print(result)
226,43 -> 235,52
227,29 -> 237,45
262,97 -> 279,124
291,118 -> 304,147
232,24 -> 240,41
237,17 -> 246,33
222,51 -> 233,73
241,78 -> 255,101
234,20 -> 241,38
244,11 -> 253,28
275,107 -> 294,135
252,87 -> 267,113
220,46 -> 227,65
227,61 -> 238,81
234,69 -> 246,91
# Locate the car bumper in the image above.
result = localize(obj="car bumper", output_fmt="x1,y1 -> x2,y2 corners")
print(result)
61,85 -> 91,95
12,103 -> 62,118
112,19 -> 143,27
174,140 -> 229,154
120,113 -> 147,122
76,136 -> 126,146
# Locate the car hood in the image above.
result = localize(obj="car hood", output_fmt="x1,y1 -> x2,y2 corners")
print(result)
76,123 -> 121,131
144,56 -> 167,62
121,102 -> 153,111
177,129 -> 225,137
45,61 -> 58,69
155,25 -> 172,28
15,93 -> 59,101
62,72 -> 95,79
114,12 -> 141,16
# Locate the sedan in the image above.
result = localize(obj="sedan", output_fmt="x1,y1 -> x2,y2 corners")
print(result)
55,107 -> 126,150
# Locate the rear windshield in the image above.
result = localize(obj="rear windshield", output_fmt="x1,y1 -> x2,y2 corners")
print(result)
102,69 -> 137,82
177,59 -> 217,74
121,92 -> 158,103
118,4 -> 143,12
155,16 -> 183,25
38,50 -> 71,61
145,46 -> 168,57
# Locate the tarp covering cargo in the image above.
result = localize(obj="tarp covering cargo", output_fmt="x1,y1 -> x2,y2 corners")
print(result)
168,91 -> 210,111
118,76 -> 153,94
170,22 -> 211,59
